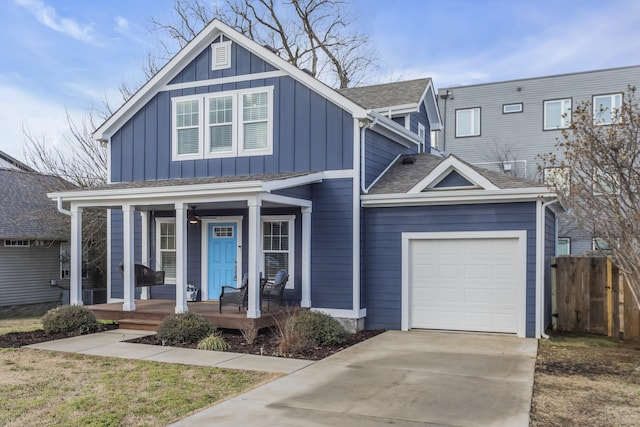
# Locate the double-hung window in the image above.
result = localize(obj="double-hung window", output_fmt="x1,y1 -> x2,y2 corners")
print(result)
156,219 -> 176,284
593,93 -> 622,125
172,87 -> 274,160
455,107 -> 480,137
262,216 -> 294,289
543,99 -> 571,130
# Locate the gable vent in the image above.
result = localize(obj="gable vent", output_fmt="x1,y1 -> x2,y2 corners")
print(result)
211,41 -> 231,70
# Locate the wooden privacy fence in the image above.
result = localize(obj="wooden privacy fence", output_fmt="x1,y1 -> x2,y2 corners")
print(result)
554,256 -> 640,341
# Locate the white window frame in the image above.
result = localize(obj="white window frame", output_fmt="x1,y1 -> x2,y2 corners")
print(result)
211,40 -> 232,71
261,215 -> 295,290
417,123 -> 426,153
543,98 -> 571,130
59,241 -> 90,280
172,86 -> 274,161
455,107 -> 480,137
593,93 -> 622,125
156,218 -> 177,284
592,238 -> 611,251
543,166 -> 571,194
503,103 -> 523,114
557,237 -> 571,255
4,239 -> 30,247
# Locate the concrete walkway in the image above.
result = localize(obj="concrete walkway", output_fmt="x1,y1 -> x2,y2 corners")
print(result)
25,329 -> 313,374
26,329 -> 537,426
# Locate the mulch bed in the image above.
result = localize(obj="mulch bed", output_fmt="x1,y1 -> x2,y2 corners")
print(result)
129,328 -> 385,360
0,325 -> 385,361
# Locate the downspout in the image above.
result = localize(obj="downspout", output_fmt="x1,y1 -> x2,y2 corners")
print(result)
537,198 -> 561,340
57,197 -> 71,216
360,119 -> 374,194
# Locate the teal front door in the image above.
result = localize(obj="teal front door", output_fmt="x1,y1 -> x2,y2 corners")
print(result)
208,223 -> 238,299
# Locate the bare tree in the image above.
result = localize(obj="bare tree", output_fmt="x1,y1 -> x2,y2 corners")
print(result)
540,85 -> 640,308
482,143 -> 528,178
22,109 -> 109,287
149,0 -> 376,88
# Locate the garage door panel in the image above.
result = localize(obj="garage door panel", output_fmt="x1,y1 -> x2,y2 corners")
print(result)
409,237 -> 520,334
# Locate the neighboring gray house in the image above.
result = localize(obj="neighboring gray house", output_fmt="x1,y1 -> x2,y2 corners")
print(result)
433,65 -> 640,254
0,151 -> 71,308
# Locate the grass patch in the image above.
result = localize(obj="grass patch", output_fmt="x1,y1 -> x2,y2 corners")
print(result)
0,317 -> 42,336
0,349 -> 279,426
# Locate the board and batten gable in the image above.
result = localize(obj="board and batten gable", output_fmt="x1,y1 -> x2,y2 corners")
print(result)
438,65 -> 640,180
364,130 -> 418,189
109,40 -> 355,183
363,202 -> 538,337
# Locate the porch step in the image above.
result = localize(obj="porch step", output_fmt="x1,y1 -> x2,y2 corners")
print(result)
118,318 -> 161,331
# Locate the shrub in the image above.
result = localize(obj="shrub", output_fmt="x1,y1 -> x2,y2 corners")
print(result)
197,333 -> 230,351
42,305 -> 100,335
156,312 -> 214,345
240,325 -> 258,345
293,310 -> 347,346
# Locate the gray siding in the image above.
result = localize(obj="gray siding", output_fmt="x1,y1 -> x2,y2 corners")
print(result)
311,178 -> 354,309
363,202 -> 537,337
438,66 -> 640,180
0,243 -> 62,306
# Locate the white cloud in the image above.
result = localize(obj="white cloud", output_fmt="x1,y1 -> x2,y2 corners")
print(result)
14,0 -> 100,45
0,84 -> 85,161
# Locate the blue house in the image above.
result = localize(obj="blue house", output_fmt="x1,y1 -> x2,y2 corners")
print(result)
50,20 -> 557,338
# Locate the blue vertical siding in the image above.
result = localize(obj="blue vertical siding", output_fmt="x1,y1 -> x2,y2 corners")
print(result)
311,178 -> 354,309
109,210 -> 143,299
363,202 -> 538,337
110,75 -> 354,183
364,130 -> 416,188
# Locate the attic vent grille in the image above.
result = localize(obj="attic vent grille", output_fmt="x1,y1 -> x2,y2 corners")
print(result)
211,41 -> 231,70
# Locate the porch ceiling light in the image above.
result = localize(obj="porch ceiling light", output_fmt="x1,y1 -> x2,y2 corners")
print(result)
188,205 -> 200,225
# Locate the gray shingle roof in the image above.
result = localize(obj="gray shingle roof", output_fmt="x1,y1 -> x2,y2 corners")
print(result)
338,78 -> 430,110
367,153 -> 545,194
59,172 -> 311,192
0,169 -> 72,239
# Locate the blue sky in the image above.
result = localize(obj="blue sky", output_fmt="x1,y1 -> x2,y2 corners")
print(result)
1,0 -> 640,159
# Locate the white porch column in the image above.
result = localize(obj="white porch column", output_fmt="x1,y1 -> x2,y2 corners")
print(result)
175,202 -> 188,314
140,211 -> 150,300
70,205 -> 83,306
301,207 -> 312,308
247,197 -> 262,319
122,204 -> 136,311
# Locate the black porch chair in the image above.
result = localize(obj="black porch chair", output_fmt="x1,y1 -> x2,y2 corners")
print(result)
261,269 -> 289,311
219,273 -> 249,313
118,263 -> 165,287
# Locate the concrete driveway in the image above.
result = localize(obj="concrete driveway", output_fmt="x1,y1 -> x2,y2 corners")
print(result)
171,330 -> 537,427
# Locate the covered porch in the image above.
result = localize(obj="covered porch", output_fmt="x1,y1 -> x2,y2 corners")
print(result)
49,173 -> 322,322
87,299 -> 304,331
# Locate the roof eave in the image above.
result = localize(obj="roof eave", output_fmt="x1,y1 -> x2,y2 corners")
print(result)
361,188 -> 556,207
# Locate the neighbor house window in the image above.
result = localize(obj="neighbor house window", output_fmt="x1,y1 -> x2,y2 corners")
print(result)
262,216 -> 294,289
593,167 -> 620,195
172,87 -> 273,160
503,103 -> 523,114
4,240 -> 30,247
59,242 -> 90,279
543,167 -> 571,194
544,98 -> 571,130
593,93 -> 622,125
156,220 -> 176,283
557,238 -> 571,255
455,107 -> 480,137
592,238 -> 610,251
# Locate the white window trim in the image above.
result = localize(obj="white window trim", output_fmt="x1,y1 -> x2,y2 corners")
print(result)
503,103 -> 523,114
172,94 -> 204,161
557,237 -> 571,255
156,218 -> 177,285
417,123 -> 426,153
455,107 -> 480,137
593,93 -> 622,125
543,98 -> 571,130
172,86 -> 274,161
211,40 -> 232,71
261,215 -> 295,290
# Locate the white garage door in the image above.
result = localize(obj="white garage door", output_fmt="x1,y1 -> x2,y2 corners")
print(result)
409,236 -> 521,334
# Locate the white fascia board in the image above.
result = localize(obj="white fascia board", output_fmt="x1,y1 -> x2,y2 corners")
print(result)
408,156 -> 499,193
261,172 -> 324,192
373,103 -> 419,116
420,79 -> 443,131
368,110 -> 421,147
94,20 -> 368,140
361,188 -> 555,207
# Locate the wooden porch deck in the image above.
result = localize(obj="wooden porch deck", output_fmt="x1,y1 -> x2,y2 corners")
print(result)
87,299 -> 300,332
